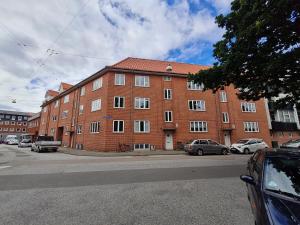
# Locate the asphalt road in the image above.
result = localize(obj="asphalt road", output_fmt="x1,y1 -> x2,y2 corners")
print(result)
0,145 -> 254,225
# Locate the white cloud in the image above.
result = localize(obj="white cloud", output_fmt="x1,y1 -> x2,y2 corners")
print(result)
0,0 -> 223,113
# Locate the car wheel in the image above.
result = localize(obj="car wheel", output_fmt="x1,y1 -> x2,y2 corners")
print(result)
244,148 -> 250,154
221,148 -> 228,155
31,148 -> 34,151
197,149 -> 203,156
37,147 -> 41,153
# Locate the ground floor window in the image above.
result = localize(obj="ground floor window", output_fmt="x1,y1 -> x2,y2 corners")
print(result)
90,121 -> 100,133
190,121 -> 208,132
134,144 -> 150,150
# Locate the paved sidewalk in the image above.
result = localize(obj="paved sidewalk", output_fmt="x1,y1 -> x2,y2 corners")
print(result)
59,147 -> 186,157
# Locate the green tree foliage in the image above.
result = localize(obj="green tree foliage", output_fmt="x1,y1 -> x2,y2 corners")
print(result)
191,0 -> 300,106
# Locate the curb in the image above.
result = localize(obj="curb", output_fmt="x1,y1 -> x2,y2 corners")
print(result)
58,148 -> 186,157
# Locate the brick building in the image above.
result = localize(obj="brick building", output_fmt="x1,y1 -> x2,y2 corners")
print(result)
27,112 -> 41,141
39,57 -> 272,151
265,100 -> 300,147
0,110 -> 32,141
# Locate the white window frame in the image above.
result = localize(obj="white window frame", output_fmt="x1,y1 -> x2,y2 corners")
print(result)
190,121 -> 208,132
54,100 -> 59,108
220,91 -> 227,102
134,120 -> 150,133
164,89 -> 172,100
92,78 -> 103,91
79,105 -> 84,114
115,74 -> 125,86
187,81 -> 204,90
243,122 -> 259,132
222,112 -> 229,123
90,121 -> 100,133
11,116 -> 16,121
135,75 -> 150,87
62,110 -> 68,119
10,128 -> 14,132
114,96 -> 125,108
91,99 -> 101,112
77,125 -> 82,134
165,111 -> 173,122
113,120 -> 124,133
5,121 -> 9,125
80,86 -> 85,96
241,102 -> 256,112
22,128 -> 26,132
134,144 -> 150,150
64,95 -> 69,103
163,76 -> 172,81
282,110 -> 291,122
188,100 -> 206,111
11,121 -> 15,125
134,97 -> 150,109
3,128 -> 8,131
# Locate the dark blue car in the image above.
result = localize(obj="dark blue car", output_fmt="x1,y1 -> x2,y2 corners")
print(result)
240,149 -> 300,225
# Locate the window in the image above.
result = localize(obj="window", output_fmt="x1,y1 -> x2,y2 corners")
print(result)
134,144 -> 150,150
11,116 -> 16,121
222,112 -> 229,123
22,128 -> 26,132
241,102 -> 256,112
187,81 -> 204,90
3,128 -> 8,131
91,99 -> 101,112
190,121 -> 208,132
90,121 -> 100,133
0,114 -> 3,120
188,100 -> 206,111
52,115 -> 57,121
11,121 -> 15,125
54,100 -> 59,108
244,122 -> 259,132
77,125 -> 82,134
134,120 -> 150,133
134,97 -> 150,109
164,89 -> 172,100
6,115 -> 10,119
165,111 -> 173,122
64,95 -> 69,103
115,74 -> 125,85
220,91 -> 227,102
135,75 -> 149,87
50,128 -> 55,135
18,116 -> 22,121
5,121 -> 9,125
113,120 -> 124,133
79,105 -> 84,114
23,122 -> 27,126
62,110 -> 68,119
92,78 -> 102,91
282,110 -> 291,122
10,128 -> 14,132
80,86 -> 85,96
163,76 -> 172,81
114,96 -> 125,108
23,116 -> 28,120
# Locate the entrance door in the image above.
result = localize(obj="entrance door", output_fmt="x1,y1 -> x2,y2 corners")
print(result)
224,131 -> 231,146
165,133 -> 173,150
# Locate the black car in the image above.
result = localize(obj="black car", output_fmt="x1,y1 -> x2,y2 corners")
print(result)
240,149 -> 300,225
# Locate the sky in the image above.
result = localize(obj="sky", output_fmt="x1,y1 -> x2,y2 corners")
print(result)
0,0 -> 232,113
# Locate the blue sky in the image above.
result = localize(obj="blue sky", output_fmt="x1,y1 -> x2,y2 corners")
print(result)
0,0 -> 232,112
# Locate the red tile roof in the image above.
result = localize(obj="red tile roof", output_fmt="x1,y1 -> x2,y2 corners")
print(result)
45,90 -> 59,97
111,57 -> 210,74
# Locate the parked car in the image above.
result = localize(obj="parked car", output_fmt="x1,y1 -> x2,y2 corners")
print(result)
184,139 -> 229,156
281,139 -> 300,149
3,135 -> 18,144
230,138 -> 268,154
18,139 -> 32,148
31,135 -> 61,153
240,148 -> 300,225
7,138 -> 19,145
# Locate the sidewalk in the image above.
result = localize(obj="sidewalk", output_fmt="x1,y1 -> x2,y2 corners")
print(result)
59,147 -> 186,157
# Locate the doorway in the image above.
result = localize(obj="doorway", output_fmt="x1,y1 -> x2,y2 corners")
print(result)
165,133 -> 173,150
224,131 -> 231,146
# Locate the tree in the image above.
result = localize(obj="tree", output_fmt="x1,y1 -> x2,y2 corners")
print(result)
191,0 -> 300,106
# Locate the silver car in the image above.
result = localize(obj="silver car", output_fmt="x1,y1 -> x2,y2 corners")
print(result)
184,139 -> 229,156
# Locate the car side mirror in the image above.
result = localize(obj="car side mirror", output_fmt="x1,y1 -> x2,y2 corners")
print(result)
240,175 -> 256,185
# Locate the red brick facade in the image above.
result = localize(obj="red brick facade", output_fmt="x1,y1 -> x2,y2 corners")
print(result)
39,57 -> 272,151
27,113 -> 41,141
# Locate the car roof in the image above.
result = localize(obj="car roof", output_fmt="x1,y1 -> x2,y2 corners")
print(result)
261,148 -> 300,158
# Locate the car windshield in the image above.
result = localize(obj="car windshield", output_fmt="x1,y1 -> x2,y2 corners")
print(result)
39,136 -> 54,141
237,139 -> 248,144
264,157 -> 300,198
